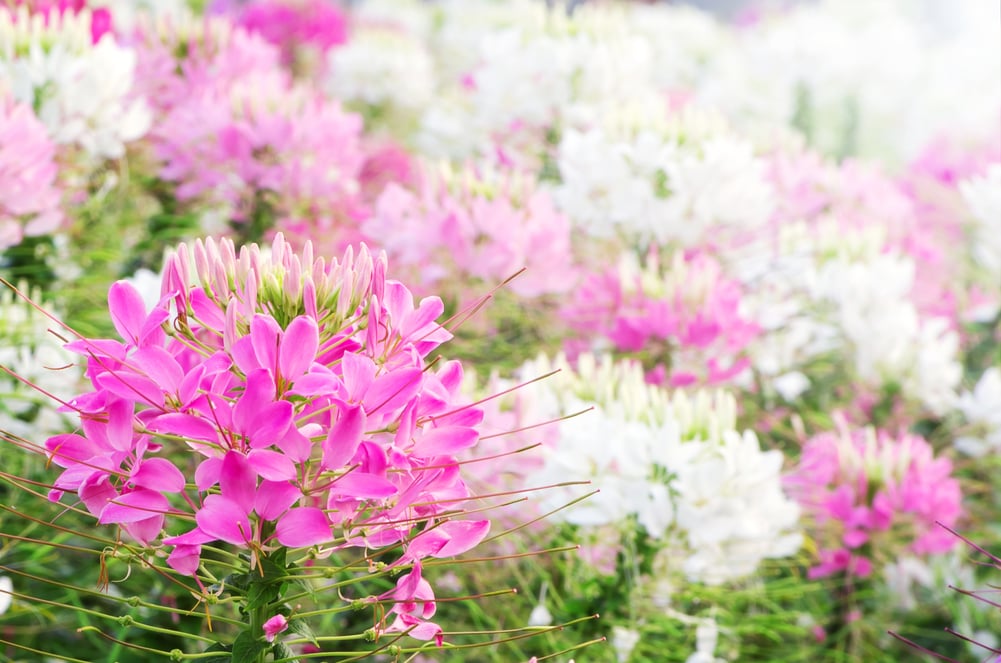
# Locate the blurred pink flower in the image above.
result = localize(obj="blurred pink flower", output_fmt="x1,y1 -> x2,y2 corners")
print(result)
365,165 -> 577,300
562,248 -> 759,387
212,0 -> 348,66
0,100 -> 64,251
786,419 -> 961,580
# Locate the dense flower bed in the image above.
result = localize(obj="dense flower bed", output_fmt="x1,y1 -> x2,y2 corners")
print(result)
0,1 -> 998,662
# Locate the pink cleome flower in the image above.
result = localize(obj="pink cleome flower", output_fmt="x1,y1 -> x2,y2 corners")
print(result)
44,234 -> 493,640
364,164 -> 577,301
785,420 -> 962,580
211,0 -> 348,66
561,248 -> 759,387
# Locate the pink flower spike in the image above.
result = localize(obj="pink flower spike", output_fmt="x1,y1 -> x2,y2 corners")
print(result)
262,614 -> 288,643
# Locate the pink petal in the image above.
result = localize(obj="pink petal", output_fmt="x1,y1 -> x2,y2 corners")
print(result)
233,369 -> 277,436
247,449 -> 296,481
99,489 -> 169,524
363,368 -> 423,414
220,451 -> 256,514
45,433 -> 98,468
167,543 -> 202,576
131,458 -> 186,493
196,495 -> 253,545
433,520 -> 490,557
96,371 -> 165,409
195,457 -> 223,491
328,472 -> 397,499
232,335 -> 260,375
322,404 -> 365,471
104,399 -> 136,453
413,426 -> 479,457
287,371 -> 343,397
132,347 -> 184,394
255,480 -> 301,521
248,401 -> 294,449
274,508 -> 331,547
79,474 -> 117,517
147,413 -> 220,445
262,614 -> 289,643
275,425 -> 312,462
124,514 -> 166,545
108,281 -> 148,346
250,315 -> 282,374
340,352 -> 375,401
280,316 -> 318,381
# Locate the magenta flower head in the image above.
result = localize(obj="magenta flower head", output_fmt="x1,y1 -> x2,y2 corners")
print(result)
785,418 -> 962,581
43,234 -> 498,652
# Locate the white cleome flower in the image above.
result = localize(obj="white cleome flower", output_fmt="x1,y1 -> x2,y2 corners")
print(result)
0,7 -> 151,160
959,163 -> 1001,281
520,354 -> 801,584
552,110 -> 773,247
326,23 -> 435,114
954,368 -> 1001,457
0,285 -> 80,440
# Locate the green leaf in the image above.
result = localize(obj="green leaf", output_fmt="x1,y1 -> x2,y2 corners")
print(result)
197,644 -> 232,663
287,617 -> 320,648
246,580 -> 282,611
259,549 -> 289,583
272,641 -> 296,662
231,630 -> 266,663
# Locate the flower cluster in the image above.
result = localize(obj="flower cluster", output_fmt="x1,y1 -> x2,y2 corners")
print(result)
213,0 -> 348,68
552,110 -> 774,247
562,248 -> 759,387
365,163 -> 575,300
514,353 -> 801,585
46,234 -> 493,642
786,422 -> 961,579
0,5 -> 150,159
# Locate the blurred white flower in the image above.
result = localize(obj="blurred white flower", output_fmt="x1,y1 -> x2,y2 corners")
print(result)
0,8 -> 151,160
326,23 -> 434,113
0,576 -> 11,615
959,164 -> 1001,281
955,368 -> 1001,457
611,626 -> 641,662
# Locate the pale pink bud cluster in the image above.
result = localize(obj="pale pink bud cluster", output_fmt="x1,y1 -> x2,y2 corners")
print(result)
785,421 -> 961,580
46,234 -> 492,642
